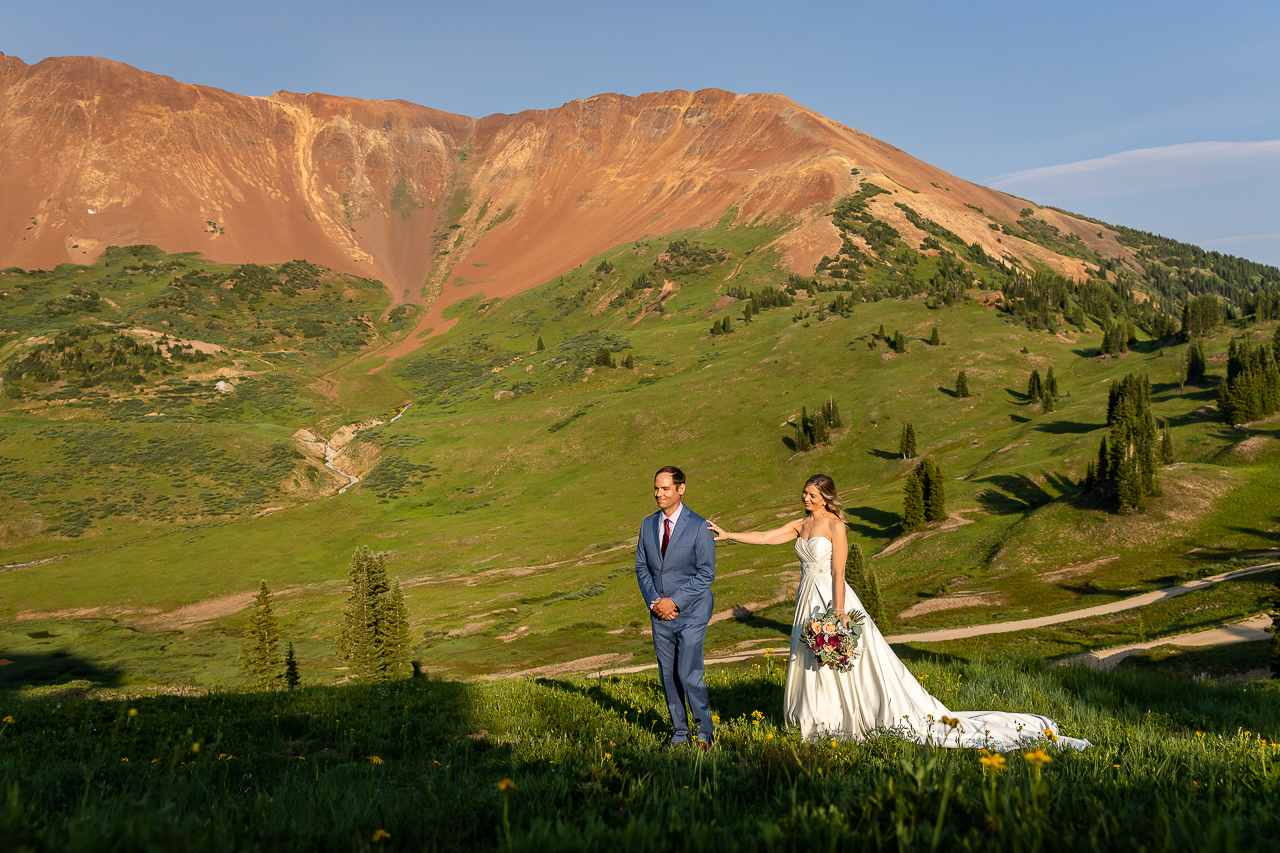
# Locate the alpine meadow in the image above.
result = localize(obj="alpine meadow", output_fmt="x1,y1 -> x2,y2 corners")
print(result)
1,52 -> 1279,852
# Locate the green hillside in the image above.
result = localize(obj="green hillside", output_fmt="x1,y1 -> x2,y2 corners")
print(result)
1,195 -> 1279,690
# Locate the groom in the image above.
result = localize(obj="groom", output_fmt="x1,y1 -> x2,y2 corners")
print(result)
635,465 -> 716,748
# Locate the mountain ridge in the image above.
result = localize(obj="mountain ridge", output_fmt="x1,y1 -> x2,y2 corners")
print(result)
2,52 -> 1104,343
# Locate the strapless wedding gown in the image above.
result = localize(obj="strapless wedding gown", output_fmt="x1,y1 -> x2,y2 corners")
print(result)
784,536 -> 1089,750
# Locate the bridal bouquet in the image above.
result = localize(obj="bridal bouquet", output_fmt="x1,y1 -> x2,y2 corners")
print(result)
800,605 -> 864,672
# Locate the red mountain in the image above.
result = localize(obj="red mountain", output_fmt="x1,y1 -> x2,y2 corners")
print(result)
0,52 -> 1102,341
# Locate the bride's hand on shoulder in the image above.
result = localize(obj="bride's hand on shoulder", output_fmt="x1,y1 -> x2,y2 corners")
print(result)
707,520 -> 731,541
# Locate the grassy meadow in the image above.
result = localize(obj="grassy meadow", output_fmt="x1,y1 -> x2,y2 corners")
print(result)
2,659 -> 1277,851
2,219 -> 1279,688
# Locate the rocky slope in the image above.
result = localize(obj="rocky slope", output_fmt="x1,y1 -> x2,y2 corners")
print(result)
1,52 -> 1110,341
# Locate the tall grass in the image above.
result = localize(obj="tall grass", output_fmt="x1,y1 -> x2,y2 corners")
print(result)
2,658 -> 1276,851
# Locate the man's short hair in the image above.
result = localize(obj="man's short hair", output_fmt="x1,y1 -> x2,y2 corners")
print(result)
654,465 -> 686,487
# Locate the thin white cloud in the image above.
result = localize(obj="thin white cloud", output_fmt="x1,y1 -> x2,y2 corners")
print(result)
988,140 -> 1280,199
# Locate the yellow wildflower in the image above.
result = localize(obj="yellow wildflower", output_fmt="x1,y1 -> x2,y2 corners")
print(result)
127,708 -> 138,718
979,752 -> 1007,772
1023,749 -> 1052,768
368,755 -> 384,765
497,778 -> 516,793
766,734 -> 774,740
372,829 -> 390,842
2,716 -> 13,724
191,743 -> 200,754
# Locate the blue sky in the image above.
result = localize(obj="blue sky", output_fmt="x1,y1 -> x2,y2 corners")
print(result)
7,0 -> 1279,266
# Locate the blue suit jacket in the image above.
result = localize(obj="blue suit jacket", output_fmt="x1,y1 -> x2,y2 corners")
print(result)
635,505 -> 716,624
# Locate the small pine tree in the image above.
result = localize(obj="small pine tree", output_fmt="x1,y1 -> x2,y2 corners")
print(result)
849,543 -> 889,632
283,641 -> 301,690
923,459 -> 946,522
239,581 -> 281,689
1096,436 -> 1110,488
1041,385 -> 1055,413
339,547 -> 412,683
898,422 -> 917,459
955,370 -> 970,398
902,470 -> 925,533
1160,419 -> 1175,464
847,541 -> 868,595
794,420 -> 812,452
893,331 -> 907,353
813,411 -> 830,446
877,323 -> 886,340
623,354 -> 635,369
536,336 -> 545,352
1046,366 -> 1059,397
929,326 -> 941,346
1027,369 -> 1043,401
826,397 -> 843,429
1185,340 -> 1207,385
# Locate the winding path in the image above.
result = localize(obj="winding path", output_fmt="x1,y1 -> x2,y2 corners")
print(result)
584,560 -> 1279,679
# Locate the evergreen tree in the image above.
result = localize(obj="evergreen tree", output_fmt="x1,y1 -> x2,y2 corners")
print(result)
339,547 -> 412,683
794,420 -> 812,452
929,326 -> 941,346
1095,436 -> 1110,489
848,543 -> 889,632
898,422 -> 917,459
902,470 -> 925,533
955,369 -> 970,398
1160,419 -> 1175,464
1046,366 -> 1059,397
283,642 -> 301,690
622,354 -> 635,369
1027,369 -> 1043,401
813,411 -> 830,446
825,397 -> 843,430
536,336 -> 545,352
1103,374 -> 1158,512
893,331 -> 907,353
919,458 -> 946,522
847,541 -> 867,595
1215,335 -> 1280,426
877,323 -> 886,340
239,581 -> 281,689
1041,385 -> 1055,413
594,346 -> 616,368
1185,340 -> 1207,385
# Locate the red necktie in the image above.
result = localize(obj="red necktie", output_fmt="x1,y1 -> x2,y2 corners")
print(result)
661,518 -> 671,558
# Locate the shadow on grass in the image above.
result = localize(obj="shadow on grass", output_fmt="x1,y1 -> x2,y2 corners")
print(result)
1052,663 -> 1280,736
1034,420 -> 1099,435
975,474 -> 1058,513
937,386 -> 959,399
845,505 -> 899,539
0,651 -> 127,695
891,645 -> 967,666
867,448 -> 901,460
1009,414 -> 1031,424
1005,387 -> 1031,403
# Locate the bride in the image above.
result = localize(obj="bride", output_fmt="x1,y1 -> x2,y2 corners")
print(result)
708,474 -> 1088,750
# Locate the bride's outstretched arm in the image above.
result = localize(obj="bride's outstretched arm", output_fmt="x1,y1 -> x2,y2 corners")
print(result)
829,523 -> 850,619
707,519 -> 801,545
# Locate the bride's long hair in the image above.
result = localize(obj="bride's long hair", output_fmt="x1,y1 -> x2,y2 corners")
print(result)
805,474 -> 844,520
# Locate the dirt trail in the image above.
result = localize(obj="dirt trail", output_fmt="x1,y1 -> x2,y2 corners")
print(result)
581,560 -> 1279,679
886,561 -> 1278,644
1059,615 -> 1272,670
